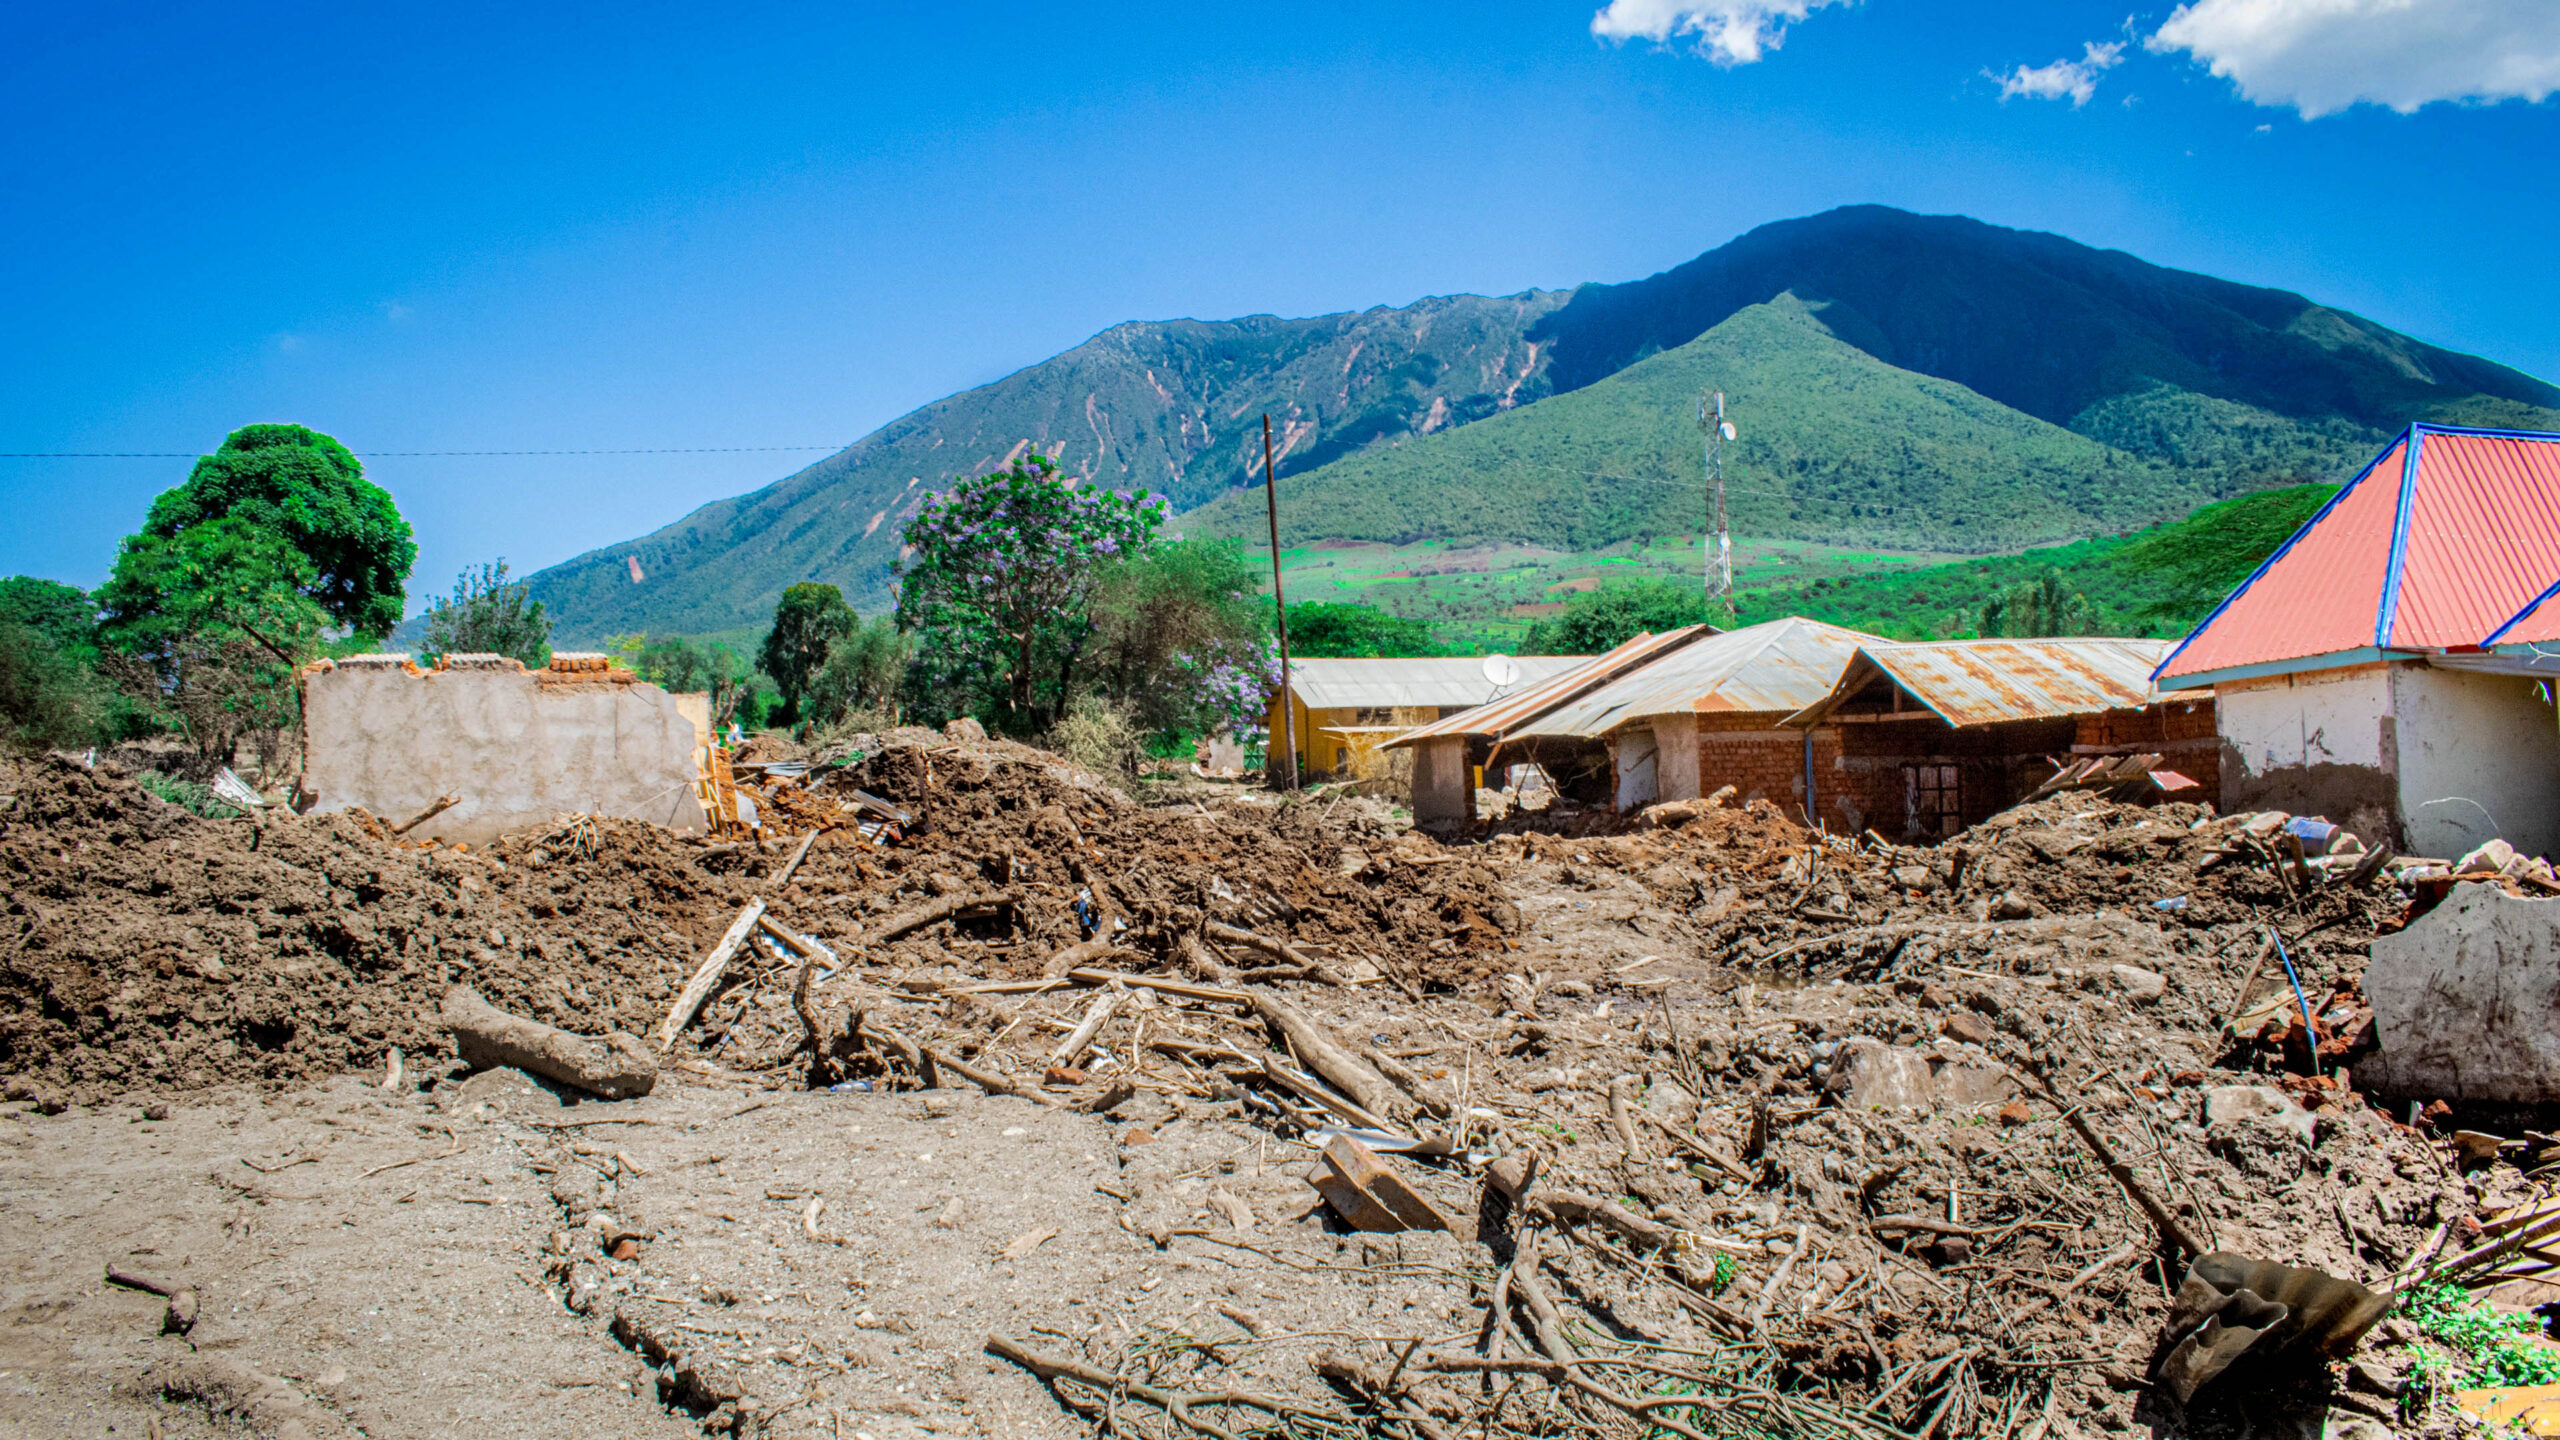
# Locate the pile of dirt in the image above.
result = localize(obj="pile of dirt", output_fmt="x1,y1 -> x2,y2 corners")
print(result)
0,734 -> 1524,1103
0,757 -> 734,1103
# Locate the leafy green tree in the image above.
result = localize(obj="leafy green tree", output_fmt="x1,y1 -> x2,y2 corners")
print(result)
137,424 -> 415,638
1285,601 -> 1442,658
610,633 -> 764,728
1086,538 -> 1274,733
1520,576 -> 1715,654
0,578 -> 101,659
0,618 -> 105,752
895,454 -> 1165,730
802,617 -> 912,730
759,583 -> 857,721
421,560 -> 552,668
1974,572 -> 2093,638
96,518 -> 331,760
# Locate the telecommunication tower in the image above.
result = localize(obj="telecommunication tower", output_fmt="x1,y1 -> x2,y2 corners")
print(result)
1699,391 -> 1736,624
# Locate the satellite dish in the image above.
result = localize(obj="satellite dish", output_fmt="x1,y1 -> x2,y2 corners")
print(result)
1483,654 -> 1521,688
1719,421 -> 1737,441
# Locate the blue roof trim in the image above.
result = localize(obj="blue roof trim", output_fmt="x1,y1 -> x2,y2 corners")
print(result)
2375,427 -> 2427,647
2150,428 -> 2412,684
2167,646 -> 2412,689
2485,573 -> 2560,645
2404,421 -> 2560,443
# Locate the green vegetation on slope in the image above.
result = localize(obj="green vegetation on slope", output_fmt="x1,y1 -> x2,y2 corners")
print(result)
1193,295 -> 2200,555
1517,483 -> 2340,649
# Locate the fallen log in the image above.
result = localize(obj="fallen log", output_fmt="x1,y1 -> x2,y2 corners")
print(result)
1248,991 -> 1409,1122
657,898 -> 768,1049
1039,937 -> 1120,977
443,985 -> 658,1099
1530,1187 -> 1679,1252
1206,921 -> 1351,985
871,889 -> 1019,944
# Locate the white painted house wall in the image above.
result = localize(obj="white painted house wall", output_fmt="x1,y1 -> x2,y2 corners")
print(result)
2391,665 -> 2560,860
2217,665 -> 2392,776
1613,729 -> 1660,812
1650,719 -> 1700,803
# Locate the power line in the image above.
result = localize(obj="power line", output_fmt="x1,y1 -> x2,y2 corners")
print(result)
0,445 -> 848,459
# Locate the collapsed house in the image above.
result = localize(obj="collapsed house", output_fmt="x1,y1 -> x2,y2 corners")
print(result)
1386,616 -> 1885,821
2154,422 -> 2560,858
1262,654 -> 1586,778
1385,627 -> 1717,824
1784,637 -> 2214,839
299,652 -> 711,844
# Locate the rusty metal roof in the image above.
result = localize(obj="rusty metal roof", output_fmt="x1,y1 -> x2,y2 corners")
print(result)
1509,617 -> 1887,739
1283,656 -> 1588,711
1787,637 -> 2181,730
1382,627 -> 1716,749
2157,425 -> 2560,686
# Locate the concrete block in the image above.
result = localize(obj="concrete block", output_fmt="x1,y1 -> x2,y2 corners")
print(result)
2365,882 -> 2560,1103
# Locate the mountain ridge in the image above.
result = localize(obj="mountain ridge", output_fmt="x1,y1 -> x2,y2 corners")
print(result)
525,206 -> 2559,644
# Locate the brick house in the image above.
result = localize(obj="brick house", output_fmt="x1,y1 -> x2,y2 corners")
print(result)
1500,616 -> 1887,816
1784,638 -> 2214,839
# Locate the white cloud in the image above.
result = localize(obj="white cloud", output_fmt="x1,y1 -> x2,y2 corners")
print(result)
2149,0 -> 2560,117
1590,0 -> 1851,66
1989,40 -> 2127,105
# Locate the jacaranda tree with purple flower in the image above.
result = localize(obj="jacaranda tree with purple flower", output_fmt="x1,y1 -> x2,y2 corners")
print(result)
896,453 -> 1168,731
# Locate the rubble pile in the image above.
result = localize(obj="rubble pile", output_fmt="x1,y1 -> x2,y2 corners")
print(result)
3,736 -> 2548,1438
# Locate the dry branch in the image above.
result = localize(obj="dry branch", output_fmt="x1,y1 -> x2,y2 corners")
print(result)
657,898 -> 768,1049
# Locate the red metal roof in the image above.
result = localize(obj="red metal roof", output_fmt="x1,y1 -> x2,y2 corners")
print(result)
2156,426 -> 2560,686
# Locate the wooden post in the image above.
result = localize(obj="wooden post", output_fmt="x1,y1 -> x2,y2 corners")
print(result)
1263,413 -> 1298,790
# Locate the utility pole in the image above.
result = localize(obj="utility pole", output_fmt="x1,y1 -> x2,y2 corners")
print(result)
1699,390 -> 1736,625
1262,414 -> 1298,790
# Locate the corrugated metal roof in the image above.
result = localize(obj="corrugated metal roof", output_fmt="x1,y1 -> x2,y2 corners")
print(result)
1284,656 -> 1587,711
1511,617 -> 1887,739
2157,425 -> 2560,685
2490,575 -> 2560,647
1383,627 -> 1716,748
1790,637 -> 2179,730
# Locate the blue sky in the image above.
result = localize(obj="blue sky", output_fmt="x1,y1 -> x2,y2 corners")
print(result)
3,1 -> 2554,610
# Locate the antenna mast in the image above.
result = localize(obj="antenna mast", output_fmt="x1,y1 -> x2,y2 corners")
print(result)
1699,390 -> 1736,624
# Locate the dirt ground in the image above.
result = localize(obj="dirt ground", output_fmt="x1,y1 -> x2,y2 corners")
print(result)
0,736 -> 2538,1439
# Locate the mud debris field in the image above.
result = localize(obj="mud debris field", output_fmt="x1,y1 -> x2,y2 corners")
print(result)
0,733 -> 2527,1439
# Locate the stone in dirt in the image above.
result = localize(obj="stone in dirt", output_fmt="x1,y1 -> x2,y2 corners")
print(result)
2110,964 -> 2168,1003
1823,1038 -> 2015,1111
2363,881 -> 2560,1103
2200,1085 -> 2317,1144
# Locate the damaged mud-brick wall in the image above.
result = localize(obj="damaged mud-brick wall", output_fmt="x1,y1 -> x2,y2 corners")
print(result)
2218,662 -> 2560,858
300,654 -> 712,845
2074,697 -> 2220,799
1829,716 -> 2078,841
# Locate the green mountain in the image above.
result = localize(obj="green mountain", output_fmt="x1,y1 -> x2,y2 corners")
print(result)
1187,292 -> 2194,552
525,205 -> 2560,642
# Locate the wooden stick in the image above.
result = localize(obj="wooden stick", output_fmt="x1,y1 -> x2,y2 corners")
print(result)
390,794 -> 460,835
1065,969 -> 1250,1004
855,1013 -> 1063,1109
2011,1242 -> 2136,1324
1249,991 -> 1407,1122
1049,989 -> 1124,1066
1205,922 -> 1350,985
770,830 -> 819,890
657,898 -> 767,1049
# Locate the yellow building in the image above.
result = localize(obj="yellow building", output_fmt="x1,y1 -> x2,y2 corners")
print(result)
1264,656 -> 1588,778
